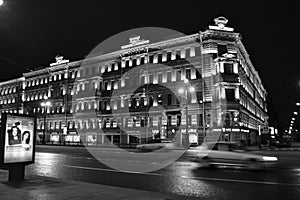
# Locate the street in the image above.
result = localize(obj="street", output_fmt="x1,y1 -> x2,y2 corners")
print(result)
23,146 -> 300,200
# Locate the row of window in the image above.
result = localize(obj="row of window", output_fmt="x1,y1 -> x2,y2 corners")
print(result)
0,97 -> 16,105
76,67 -> 199,92
240,75 -> 265,110
79,46 -> 199,78
214,62 -> 238,75
0,86 -> 17,95
238,59 -> 265,101
30,93 -> 200,114
38,114 -> 203,130
240,93 -> 266,121
25,70 -> 79,88
1,110 -> 19,114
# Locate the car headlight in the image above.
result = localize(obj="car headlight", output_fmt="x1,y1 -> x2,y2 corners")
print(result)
262,156 -> 278,161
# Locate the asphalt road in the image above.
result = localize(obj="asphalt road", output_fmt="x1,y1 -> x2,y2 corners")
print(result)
24,145 -> 300,200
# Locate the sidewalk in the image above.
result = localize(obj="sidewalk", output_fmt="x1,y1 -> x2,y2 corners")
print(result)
0,170 -> 199,200
246,142 -> 300,151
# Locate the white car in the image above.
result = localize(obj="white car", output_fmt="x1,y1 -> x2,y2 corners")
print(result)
136,139 -> 175,151
186,141 -> 278,169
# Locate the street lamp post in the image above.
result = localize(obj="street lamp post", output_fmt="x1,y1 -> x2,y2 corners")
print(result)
41,101 -> 51,145
178,79 -> 195,147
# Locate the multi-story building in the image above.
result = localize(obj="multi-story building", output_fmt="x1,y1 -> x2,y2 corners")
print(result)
0,17 -> 268,146
0,77 -> 24,117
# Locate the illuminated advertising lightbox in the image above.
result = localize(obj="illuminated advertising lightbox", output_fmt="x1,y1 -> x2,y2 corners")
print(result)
65,135 -> 80,142
0,114 -> 36,165
50,134 -> 59,142
87,135 -> 97,145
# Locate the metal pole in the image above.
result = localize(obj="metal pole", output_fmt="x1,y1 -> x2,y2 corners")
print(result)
258,124 -> 261,149
199,32 -> 206,144
43,107 -> 46,145
186,89 -> 188,147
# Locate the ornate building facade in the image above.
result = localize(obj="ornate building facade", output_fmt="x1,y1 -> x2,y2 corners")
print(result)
0,17 -> 268,146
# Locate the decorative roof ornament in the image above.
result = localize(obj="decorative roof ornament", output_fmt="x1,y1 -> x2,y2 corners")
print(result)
121,35 -> 150,50
214,16 -> 228,29
209,16 -> 234,32
50,55 -> 69,66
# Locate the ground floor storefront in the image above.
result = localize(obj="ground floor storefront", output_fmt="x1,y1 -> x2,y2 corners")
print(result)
36,126 -> 263,147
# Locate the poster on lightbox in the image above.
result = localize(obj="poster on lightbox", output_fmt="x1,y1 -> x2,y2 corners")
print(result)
3,114 -> 35,164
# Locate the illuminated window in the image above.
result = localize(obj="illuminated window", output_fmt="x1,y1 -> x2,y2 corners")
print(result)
129,59 -> 133,67
180,49 -> 186,58
171,51 -> 176,60
114,82 -> 118,90
153,54 -> 158,63
190,47 -> 195,57
114,63 -> 119,71
162,52 -> 167,62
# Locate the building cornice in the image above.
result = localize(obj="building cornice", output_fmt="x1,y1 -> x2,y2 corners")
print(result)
0,77 -> 25,86
80,34 -> 200,66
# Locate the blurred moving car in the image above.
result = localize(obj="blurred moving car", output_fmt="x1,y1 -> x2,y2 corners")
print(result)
186,141 -> 278,169
136,139 -> 175,151
270,138 -> 291,148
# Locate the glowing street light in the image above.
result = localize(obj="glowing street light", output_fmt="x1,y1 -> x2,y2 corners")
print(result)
41,101 -> 51,107
294,111 -> 298,115
189,86 -> 195,93
292,118 -> 295,121
178,83 -> 196,146
296,102 -> 300,106
178,88 -> 185,94
0,0 -> 3,6
41,101 -> 51,144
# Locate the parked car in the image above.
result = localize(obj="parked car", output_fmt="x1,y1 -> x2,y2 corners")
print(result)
186,141 -> 278,169
136,139 -> 175,151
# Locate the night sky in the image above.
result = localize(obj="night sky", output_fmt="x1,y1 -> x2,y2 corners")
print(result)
0,0 -> 299,131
